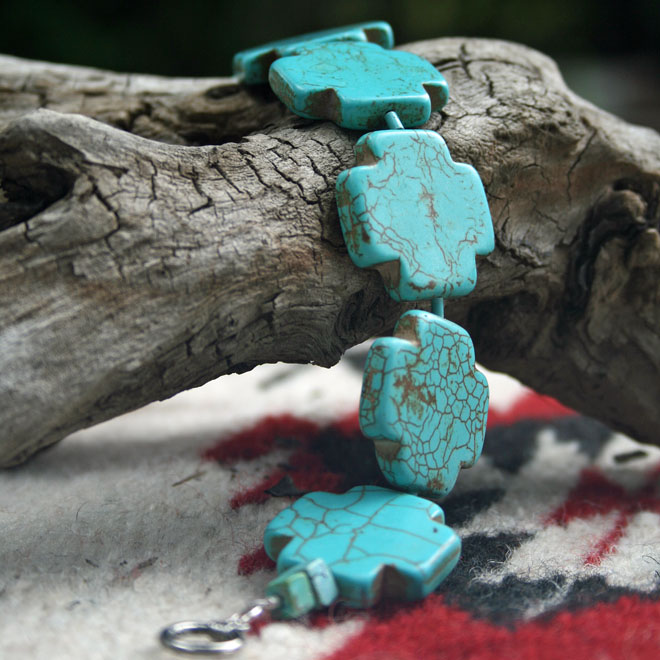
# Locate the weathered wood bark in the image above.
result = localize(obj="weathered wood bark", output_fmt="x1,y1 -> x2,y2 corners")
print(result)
0,39 -> 659,467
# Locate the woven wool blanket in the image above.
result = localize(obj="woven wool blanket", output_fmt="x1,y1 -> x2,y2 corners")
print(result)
2,347 -> 660,659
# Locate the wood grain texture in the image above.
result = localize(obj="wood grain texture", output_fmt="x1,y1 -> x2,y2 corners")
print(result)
0,38 -> 658,466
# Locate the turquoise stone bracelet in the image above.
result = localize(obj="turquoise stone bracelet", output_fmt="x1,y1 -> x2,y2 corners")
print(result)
161,22 -> 494,654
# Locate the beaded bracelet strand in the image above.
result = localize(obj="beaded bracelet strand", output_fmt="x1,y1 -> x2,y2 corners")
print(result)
161,21 -> 494,654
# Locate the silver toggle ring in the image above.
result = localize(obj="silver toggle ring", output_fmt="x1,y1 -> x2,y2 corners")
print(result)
160,620 -> 245,654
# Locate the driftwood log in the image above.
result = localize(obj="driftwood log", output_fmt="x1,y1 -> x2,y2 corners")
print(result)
1,38 -> 659,467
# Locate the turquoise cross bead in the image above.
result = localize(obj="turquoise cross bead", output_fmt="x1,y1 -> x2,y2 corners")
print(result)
336,129 -> 494,301
360,310 -> 489,498
269,41 -> 449,130
264,485 -> 461,608
232,21 -> 394,84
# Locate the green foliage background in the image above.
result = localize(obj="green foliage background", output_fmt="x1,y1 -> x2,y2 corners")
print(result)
1,0 -> 658,76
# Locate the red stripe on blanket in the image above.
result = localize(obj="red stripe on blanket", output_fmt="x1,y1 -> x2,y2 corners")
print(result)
547,469 -> 627,524
207,416 -> 352,512
546,466 -> 660,566
238,545 -> 275,576
206,391 -> 570,469
584,511 -> 631,566
228,450 -> 345,511
487,391 -> 574,429
323,594 -> 660,660
230,470 -> 287,509
202,414 -> 319,463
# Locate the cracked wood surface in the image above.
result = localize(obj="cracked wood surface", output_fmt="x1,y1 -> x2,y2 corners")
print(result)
0,38 -> 659,466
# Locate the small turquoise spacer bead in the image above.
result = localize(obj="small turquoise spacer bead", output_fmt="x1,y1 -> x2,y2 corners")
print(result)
432,298 -> 445,317
265,563 -> 317,619
265,558 -> 339,618
384,111 -> 405,130
304,558 -> 339,607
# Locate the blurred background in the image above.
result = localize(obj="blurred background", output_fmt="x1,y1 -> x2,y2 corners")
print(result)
0,0 -> 658,129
